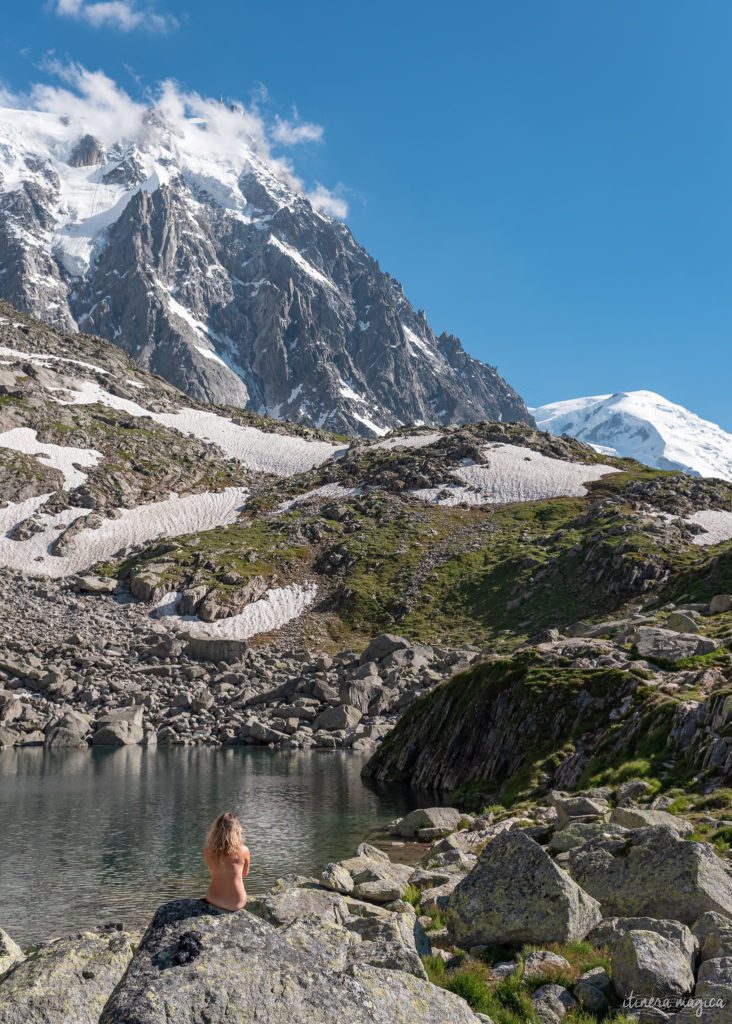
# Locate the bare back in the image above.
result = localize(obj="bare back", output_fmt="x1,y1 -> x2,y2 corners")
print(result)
204,844 -> 250,911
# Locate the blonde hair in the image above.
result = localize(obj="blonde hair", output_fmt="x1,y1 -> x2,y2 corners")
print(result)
204,812 -> 244,862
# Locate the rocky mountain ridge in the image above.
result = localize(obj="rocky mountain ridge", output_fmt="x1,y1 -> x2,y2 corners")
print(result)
0,103 -> 532,436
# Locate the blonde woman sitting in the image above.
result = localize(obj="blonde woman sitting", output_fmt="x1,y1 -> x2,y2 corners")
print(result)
204,812 -> 250,911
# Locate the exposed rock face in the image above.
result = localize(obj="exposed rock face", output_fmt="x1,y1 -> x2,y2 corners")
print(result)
568,826 -> 732,924
98,899 -> 480,1024
0,109 -> 533,436
446,831 -> 601,947
0,929 -> 134,1024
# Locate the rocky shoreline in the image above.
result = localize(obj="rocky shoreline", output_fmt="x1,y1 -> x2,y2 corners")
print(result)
1,789 -> 731,1023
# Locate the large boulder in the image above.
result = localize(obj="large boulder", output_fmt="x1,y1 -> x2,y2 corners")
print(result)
0,928 -> 134,1024
588,917 -> 697,968
568,826 -> 732,924
313,704 -> 362,732
98,899 -> 481,1024
634,627 -> 717,662
92,706 -> 144,746
671,957 -> 732,1024
184,636 -> 249,663
45,710 -> 91,748
611,929 -> 695,999
549,821 -> 628,853
609,806 -> 693,836
692,912 -> 732,962
446,831 -> 601,948
359,635 -> 413,665
0,928 -> 21,978
390,807 -> 463,839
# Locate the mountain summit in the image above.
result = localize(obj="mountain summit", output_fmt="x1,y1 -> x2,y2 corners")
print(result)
532,390 -> 732,480
0,97 -> 532,436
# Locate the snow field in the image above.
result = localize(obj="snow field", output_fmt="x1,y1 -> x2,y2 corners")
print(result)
276,483 -> 362,513
47,376 -> 344,476
686,510 -> 732,547
183,583 -> 318,640
0,487 -> 249,578
0,427 -> 102,488
411,443 -> 619,506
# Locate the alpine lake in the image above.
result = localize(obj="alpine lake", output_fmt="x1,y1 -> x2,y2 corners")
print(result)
0,746 -> 422,946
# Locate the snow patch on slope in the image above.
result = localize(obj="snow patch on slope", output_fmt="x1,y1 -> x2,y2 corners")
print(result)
0,487 -> 248,578
0,427 -> 102,488
532,391 -> 732,481
183,583 -> 318,640
412,443 -> 618,506
686,510 -> 732,547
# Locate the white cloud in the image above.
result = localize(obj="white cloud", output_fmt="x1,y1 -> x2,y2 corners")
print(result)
50,0 -> 177,32
307,183 -> 349,219
1,62 -> 349,218
271,112 -> 324,145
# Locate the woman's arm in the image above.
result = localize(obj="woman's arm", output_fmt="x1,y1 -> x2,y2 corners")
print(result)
241,845 -> 250,879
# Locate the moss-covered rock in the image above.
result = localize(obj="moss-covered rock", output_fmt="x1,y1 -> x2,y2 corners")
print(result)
445,831 -> 601,948
0,928 -> 134,1024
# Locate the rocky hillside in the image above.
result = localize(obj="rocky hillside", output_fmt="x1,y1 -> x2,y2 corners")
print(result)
0,103 -> 532,435
1,300 -> 731,656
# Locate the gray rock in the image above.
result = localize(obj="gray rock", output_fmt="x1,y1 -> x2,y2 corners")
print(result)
530,983 -> 578,1024
446,831 -> 601,948
390,807 -> 463,839
588,917 -> 697,967
555,796 -> 608,827
666,612 -> 699,633
610,806 -> 694,836
568,826 -> 732,923
45,710 -> 91,748
521,949 -> 571,981
184,636 -> 249,663
634,627 -> 718,662
313,704 -> 363,732
0,927 -> 21,978
709,595 -> 732,614
321,862 -> 355,895
98,899 -> 482,1024
92,706 -> 144,746
549,820 -> 628,853
692,911 -> 732,962
0,929 -> 133,1024
573,967 -> 611,1014
612,930 -> 695,999
616,778 -> 655,803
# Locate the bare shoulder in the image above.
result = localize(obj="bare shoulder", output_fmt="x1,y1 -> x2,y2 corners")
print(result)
240,844 -> 250,860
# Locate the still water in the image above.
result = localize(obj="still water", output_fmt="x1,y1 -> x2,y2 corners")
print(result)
0,746 -> 419,946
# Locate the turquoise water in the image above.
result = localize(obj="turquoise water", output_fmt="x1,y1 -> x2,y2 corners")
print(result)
0,746 -> 418,946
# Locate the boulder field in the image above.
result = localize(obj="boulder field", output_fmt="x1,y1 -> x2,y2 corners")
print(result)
1,788 -> 730,1024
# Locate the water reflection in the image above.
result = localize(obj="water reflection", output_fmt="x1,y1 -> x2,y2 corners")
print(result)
0,747 -> 417,946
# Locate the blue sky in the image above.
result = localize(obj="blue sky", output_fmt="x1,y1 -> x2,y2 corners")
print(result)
1,1 -> 730,429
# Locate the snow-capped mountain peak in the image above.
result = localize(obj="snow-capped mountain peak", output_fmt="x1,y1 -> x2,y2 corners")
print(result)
531,390 -> 732,480
0,70 -> 533,437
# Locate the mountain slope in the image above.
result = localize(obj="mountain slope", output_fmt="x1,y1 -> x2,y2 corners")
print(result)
0,101 -> 533,437
532,390 -> 732,480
